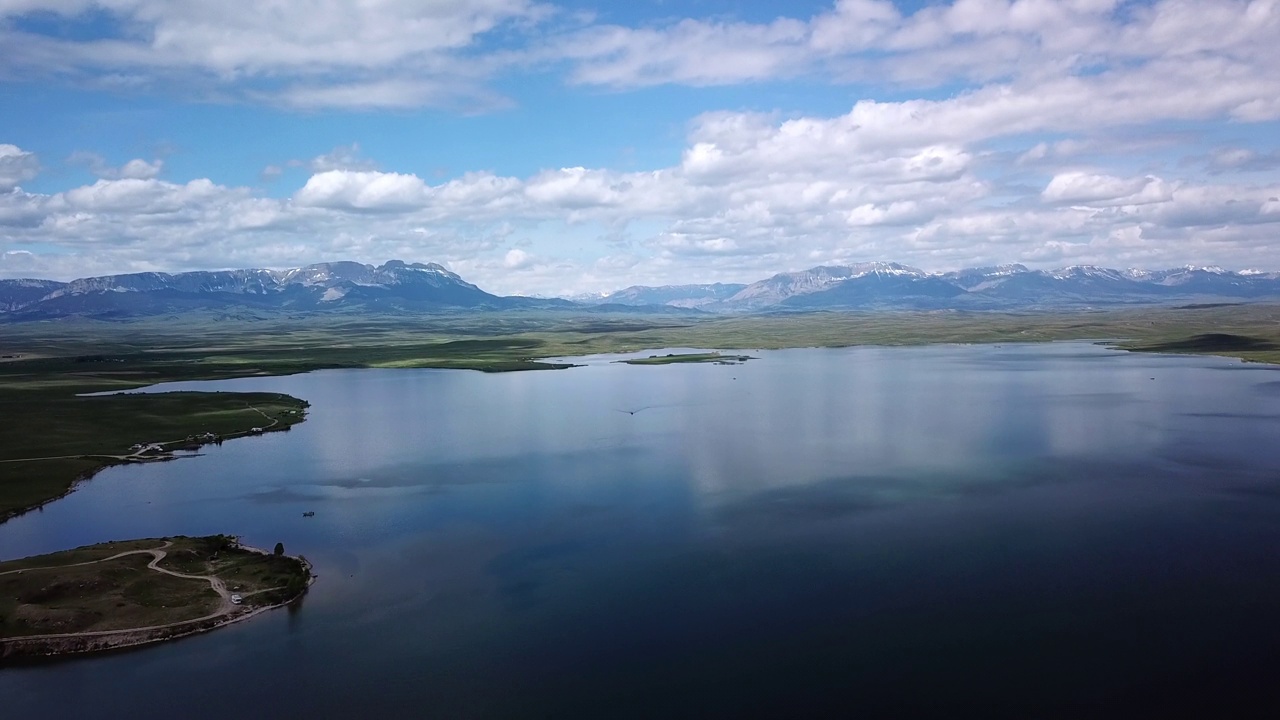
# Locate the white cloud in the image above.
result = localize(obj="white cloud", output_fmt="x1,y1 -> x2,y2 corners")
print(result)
652,234 -> 743,256
502,248 -> 535,269
1,0 -> 548,108
0,144 -> 39,191
0,187 -> 43,227
1140,184 -> 1280,228
0,0 -> 542,66
6,106 -> 1279,294
269,78 -> 511,111
557,0 -> 1277,100
2,0 -> 1276,114
5,2 -> 1280,292
52,177 -> 231,215
1041,172 -> 1172,206
564,17 -> 811,87
846,200 -> 930,227
294,170 -> 429,211
118,159 -> 164,180
6,61 -> 1280,294
69,152 -> 164,180
306,144 -> 379,173
1207,147 -> 1280,173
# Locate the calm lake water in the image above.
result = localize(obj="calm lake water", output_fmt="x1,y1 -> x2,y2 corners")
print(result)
4,343 -> 1280,717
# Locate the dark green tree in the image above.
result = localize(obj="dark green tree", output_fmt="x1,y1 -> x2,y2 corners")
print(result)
273,542 -> 285,556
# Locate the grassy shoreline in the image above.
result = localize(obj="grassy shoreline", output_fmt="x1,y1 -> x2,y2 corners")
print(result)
0,392 -> 310,523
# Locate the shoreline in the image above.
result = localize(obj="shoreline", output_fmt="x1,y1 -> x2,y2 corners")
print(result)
0,398 -> 306,527
0,462 -> 119,526
0,453 -> 205,526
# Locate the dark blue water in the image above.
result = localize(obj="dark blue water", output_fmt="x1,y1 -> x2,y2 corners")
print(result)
4,343 -> 1280,718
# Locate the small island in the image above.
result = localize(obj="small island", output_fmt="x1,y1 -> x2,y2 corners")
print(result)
618,352 -> 755,366
1,535 -> 312,660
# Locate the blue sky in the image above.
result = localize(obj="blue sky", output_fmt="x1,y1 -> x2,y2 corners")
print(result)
2,0 -> 1279,295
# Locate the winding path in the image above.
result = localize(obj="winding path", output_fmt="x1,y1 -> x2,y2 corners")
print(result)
0,546 -> 165,575
143,542 -> 234,615
2,541 -> 250,643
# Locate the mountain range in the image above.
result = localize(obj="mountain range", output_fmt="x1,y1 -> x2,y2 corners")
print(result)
597,262 -> 1280,312
3,260 -> 1280,321
0,261 -> 577,320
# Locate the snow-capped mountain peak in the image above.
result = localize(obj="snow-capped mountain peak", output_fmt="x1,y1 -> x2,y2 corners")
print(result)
1049,265 -> 1128,281
845,262 -> 928,279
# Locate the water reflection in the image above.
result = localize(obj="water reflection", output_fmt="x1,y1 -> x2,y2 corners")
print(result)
4,343 -> 1280,717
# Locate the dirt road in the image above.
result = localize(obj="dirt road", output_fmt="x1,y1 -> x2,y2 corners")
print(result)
2,541 -> 240,643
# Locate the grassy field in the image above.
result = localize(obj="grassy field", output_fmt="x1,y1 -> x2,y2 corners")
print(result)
0,535 -> 309,640
1121,331 -> 1280,359
0,391 -> 309,522
3,304 -> 1279,522
5,304 -> 1280,371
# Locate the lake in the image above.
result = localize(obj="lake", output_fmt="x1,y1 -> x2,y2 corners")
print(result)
4,343 -> 1280,717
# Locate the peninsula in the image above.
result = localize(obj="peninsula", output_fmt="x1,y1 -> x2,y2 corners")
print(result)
0,535 -> 312,659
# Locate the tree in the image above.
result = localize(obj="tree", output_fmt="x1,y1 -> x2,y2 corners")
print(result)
273,542 -> 284,556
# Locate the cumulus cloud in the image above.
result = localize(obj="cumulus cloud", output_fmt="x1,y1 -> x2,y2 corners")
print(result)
69,152 -> 164,180
53,178 -> 231,215
294,170 -> 429,211
0,144 -> 39,191
1041,172 -> 1172,206
6,100 -> 1280,294
5,2 -> 1280,291
118,159 -> 164,180
502,248 -> 536,269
